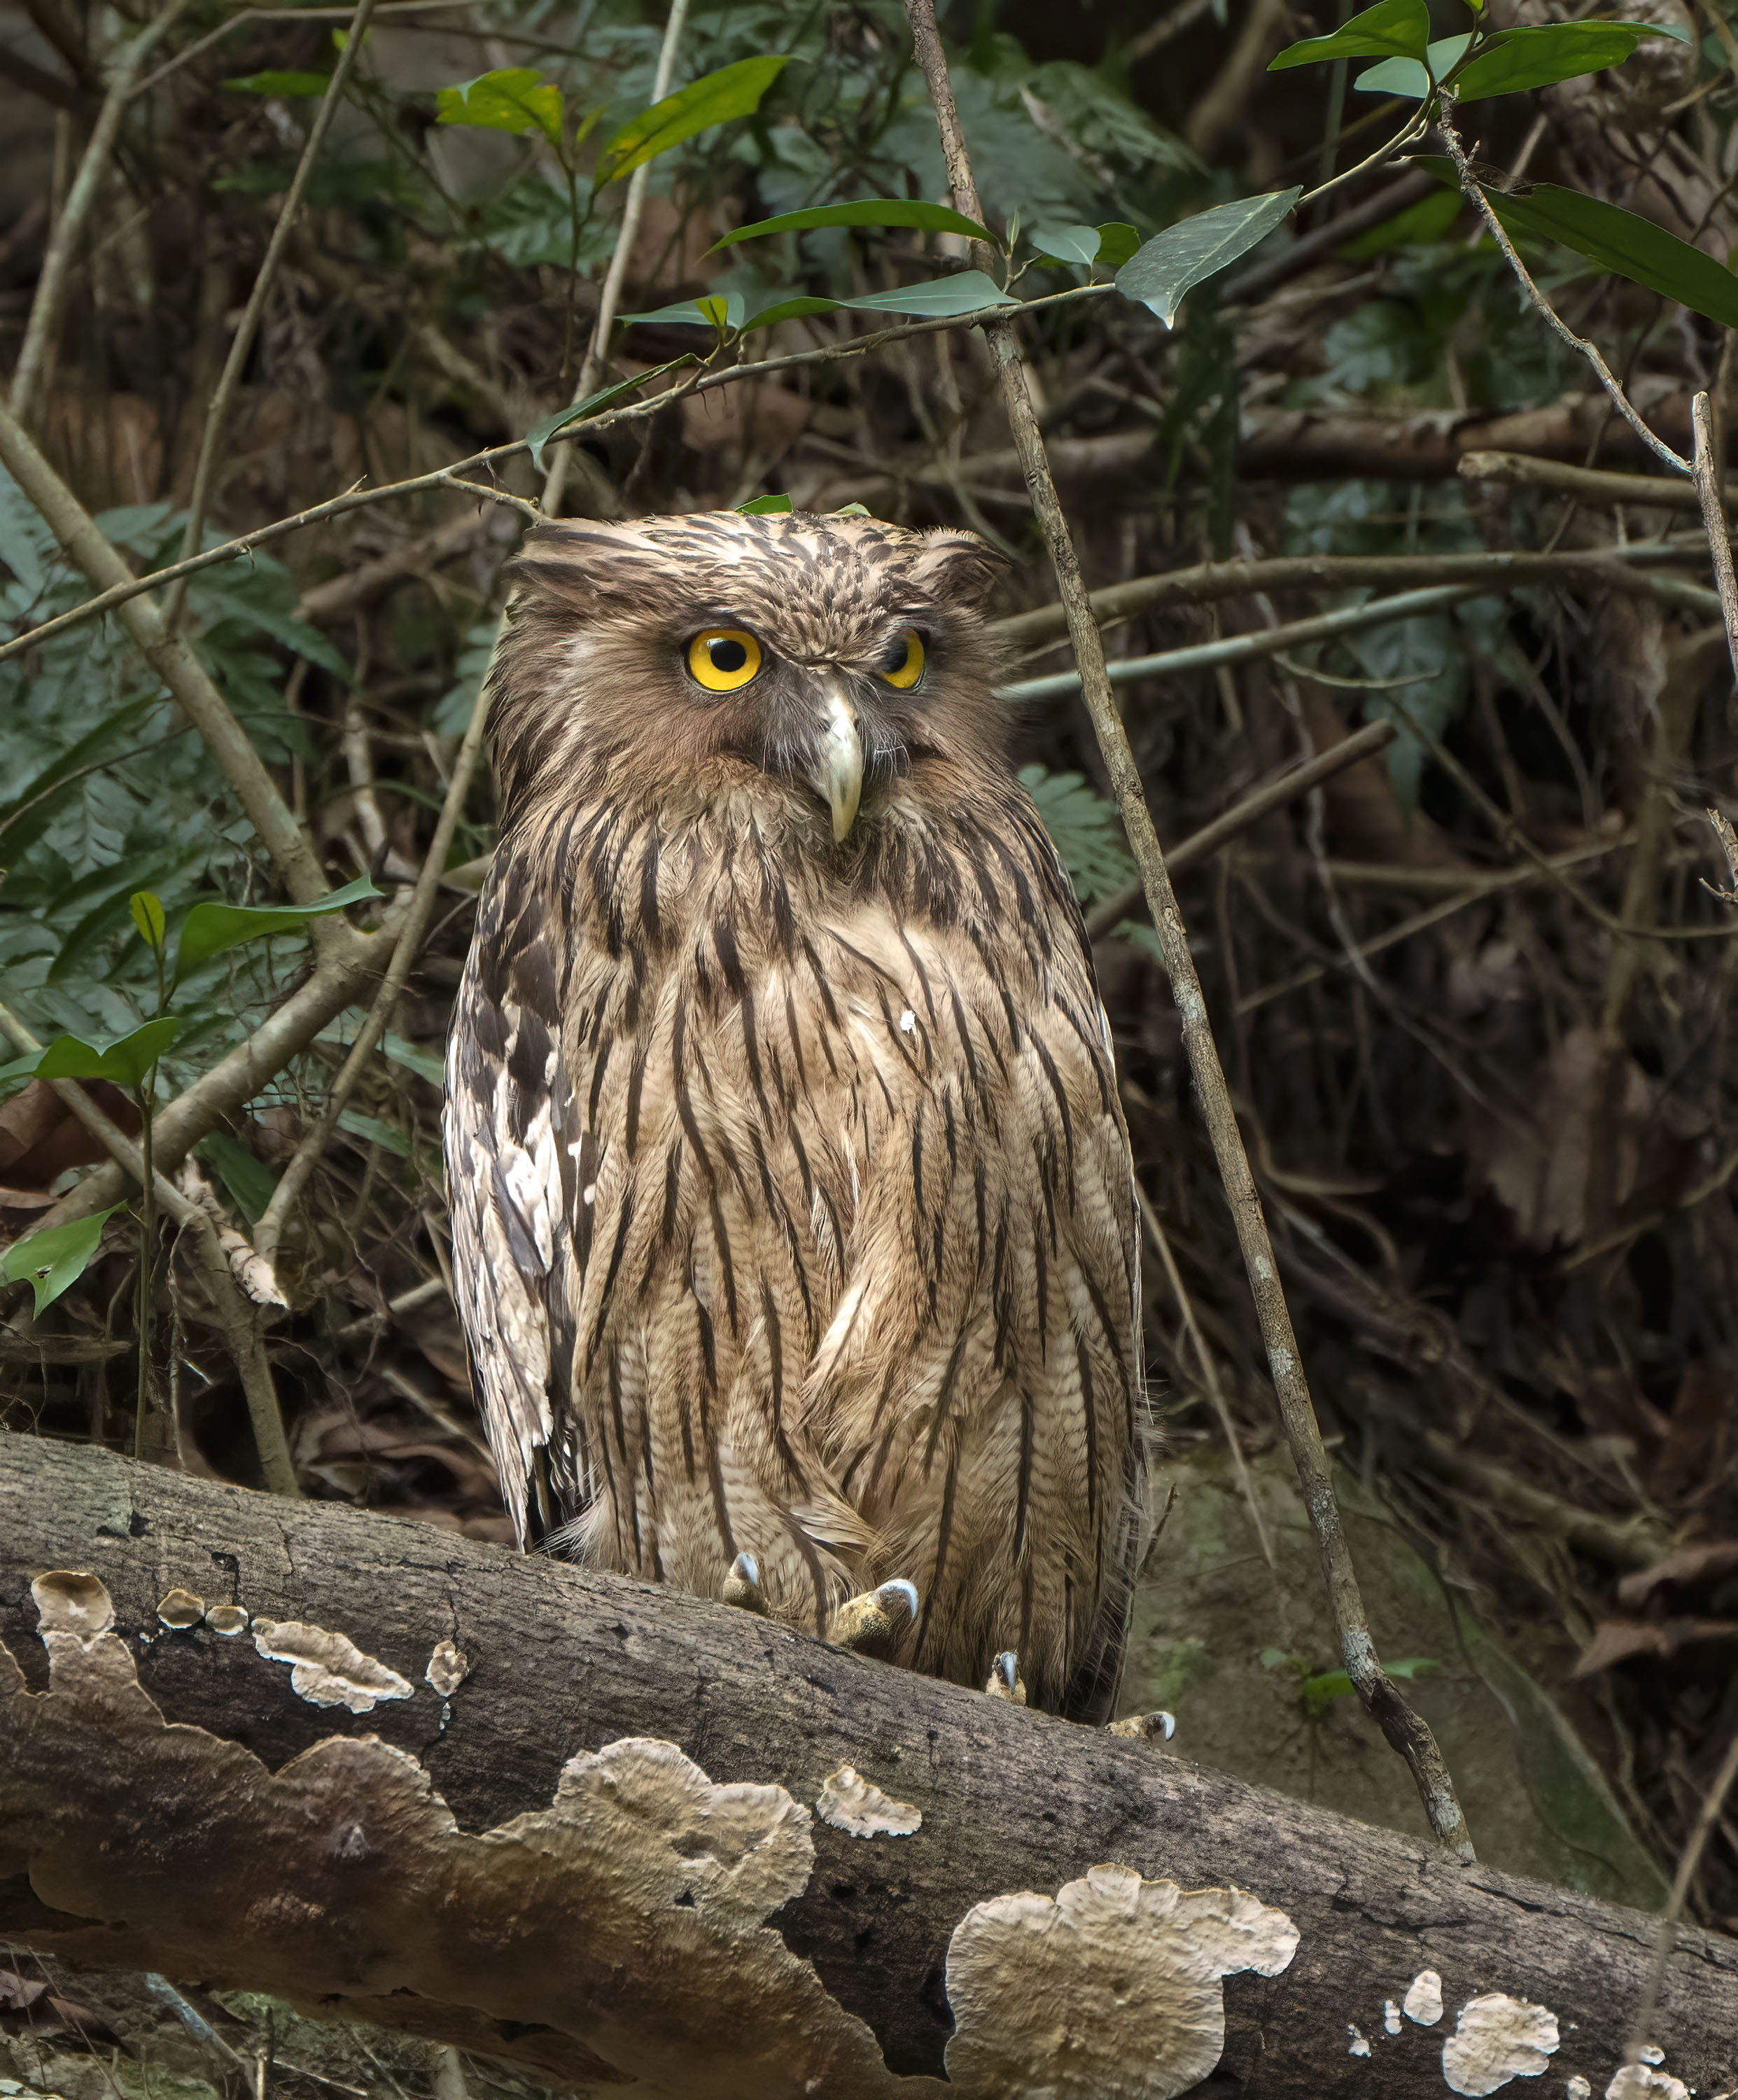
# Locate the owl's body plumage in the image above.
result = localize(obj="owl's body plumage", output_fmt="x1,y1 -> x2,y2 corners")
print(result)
444,511 -> 1147,1720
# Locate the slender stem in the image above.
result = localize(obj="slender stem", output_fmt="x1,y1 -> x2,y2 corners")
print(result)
134,1072 -> 155,1457
253,643 -> 496,1271
10,0 -> 193,426
902,0 -> 1473,1857
1294,102 -> 1431,213
1691,389 -> 1738,683
1627,1727 -> 1738,2068
162,0 -> 384,631
542,0 -> 691,519
1438,97 -> 1689,475
0,1001 -> 297,1495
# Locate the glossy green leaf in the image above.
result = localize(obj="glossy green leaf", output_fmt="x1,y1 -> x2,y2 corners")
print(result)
741,295 -> 846,330
1094,223 -> 1142,271
338,1108 -> 413,1159
3,1206 -> 127,1317
176,873 -> 381,977
129,890 -> 167,950
524,357 -> 694,467
1413,161 -> 1738,329
224,70 -> 332,97
197,1133 -> 277,1225
1031,223 -> 1102,267
1116,190 -> 1301,326
1270,0 -> 1429,69
1453,20 -> 1681,99
619,292 -> 745,331
382,1032 -> 448,1087
1354,33 -> 1472,94
436,69 -> 563,146
29,1016 -> 185,1088
841,270 -> 1017,317
736,493 -> 793,514
710,197 -> 995,251
594,55 -> 789,187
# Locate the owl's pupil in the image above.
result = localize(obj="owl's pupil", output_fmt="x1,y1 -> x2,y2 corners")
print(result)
708,637 -> 748,673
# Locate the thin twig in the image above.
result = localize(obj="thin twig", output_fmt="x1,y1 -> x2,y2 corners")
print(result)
253,640 -> 495,1271
0,286 -> 1115,664
541,0 -> 690,519
10,0 -> 194,426
1438,98 -> 1689,475
1690,390 -> 1738,684
0,1002 -> 297,1495
1627,1728 -> 1738,2068
162,0 -> 385,632
900,0 -> 1473,1858
0,391 -> 335,909
1085,719 -> 1397,938
1459,448 -> 1725,514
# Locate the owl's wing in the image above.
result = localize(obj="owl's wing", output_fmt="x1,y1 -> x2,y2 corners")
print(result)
444,852 -> 594,1546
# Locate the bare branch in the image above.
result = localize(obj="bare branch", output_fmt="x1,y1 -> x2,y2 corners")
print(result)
0,394 -> 332,906
899,0 -> 1473,1859
10,0 -> 193,425
161,0 -> 386,633
1691,389 -> 1738,685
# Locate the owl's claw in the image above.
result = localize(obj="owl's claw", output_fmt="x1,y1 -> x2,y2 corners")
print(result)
985,1651 -> 1028,1704
721,1552 -> 769,1616
826,1578 -> 918,1658
1107,1709 -> 1176,1744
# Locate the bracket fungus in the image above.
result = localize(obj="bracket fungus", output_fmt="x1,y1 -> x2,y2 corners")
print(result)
250,1619 -> 415,1714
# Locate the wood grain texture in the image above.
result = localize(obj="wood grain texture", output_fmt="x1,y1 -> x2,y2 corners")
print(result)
2,1432 -> 1735,2095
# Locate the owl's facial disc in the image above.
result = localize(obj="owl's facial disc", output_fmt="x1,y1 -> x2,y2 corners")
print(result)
808,680 -> 864,843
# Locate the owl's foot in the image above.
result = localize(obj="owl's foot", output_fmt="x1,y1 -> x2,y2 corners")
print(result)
1107,1709 -> 1176,1744
985,1651 -> 1028,1704
825,1578 -> 918,1658
721,1552 -> 770,1616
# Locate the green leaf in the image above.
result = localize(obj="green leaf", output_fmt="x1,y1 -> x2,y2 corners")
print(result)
1019,766 -> 1135,906
840,270 -> 1017,317
176,873 -> 381,979
1095,223 -> 1142,271
1031,223 -> 1102,267
381,1032 -> 447,1086
1270,0 -> 1430,69
619,292 -> 745,331
741,294 -> 849,330
1116,190 -> 1301,326
436,68 -> 563,146
30,1016 -> 185,1088
1423,167 -> 1738,330
197,1133 -> 278,1225
129,890 -> 167,951
524,357 -> 694,468
710,197 -> 995,251
593,55 -> 790,188
2,1205 -> 127,1317
736,493 -> 794,514
1300,1669 -> 1355,1718
1338,186 -> 1462,256
1353,33 -> 1472,95
223,69 -> 332,97
1452,20 -> 1676,99
338,1108 -> 412,1159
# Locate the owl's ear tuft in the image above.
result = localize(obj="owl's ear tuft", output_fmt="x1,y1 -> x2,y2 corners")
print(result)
908,528 -> 1009,615
506,524 -> 648,612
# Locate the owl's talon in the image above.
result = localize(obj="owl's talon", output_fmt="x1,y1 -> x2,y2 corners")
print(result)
826,1578 -> 918,1658
985,1651 -> 1028,1704
721,1552 -> 769,1616
1107,1709 -> 1175,1744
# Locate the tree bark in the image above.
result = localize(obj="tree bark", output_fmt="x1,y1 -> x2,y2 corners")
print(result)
1,1432 -> 1735,2100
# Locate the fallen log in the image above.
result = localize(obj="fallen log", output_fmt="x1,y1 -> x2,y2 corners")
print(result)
1,1432 -> 1734,2099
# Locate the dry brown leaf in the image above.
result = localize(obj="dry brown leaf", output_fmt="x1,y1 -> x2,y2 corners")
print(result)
1616,1539 -> 1738,1610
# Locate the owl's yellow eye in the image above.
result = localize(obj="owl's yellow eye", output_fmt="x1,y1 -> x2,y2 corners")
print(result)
879,629 -> 925,691
687,628 -> 762,692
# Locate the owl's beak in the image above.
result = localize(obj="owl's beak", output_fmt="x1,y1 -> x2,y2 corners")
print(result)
810,685 -> 863,842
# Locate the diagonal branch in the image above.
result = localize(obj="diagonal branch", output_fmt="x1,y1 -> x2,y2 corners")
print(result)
0,393 -> 332,907
10,0 -> 194,426
899,0 -> 1472,1858
161,0 -> 385,632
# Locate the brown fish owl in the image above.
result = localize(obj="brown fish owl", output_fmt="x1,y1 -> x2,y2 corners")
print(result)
444,510 -> 1148,1721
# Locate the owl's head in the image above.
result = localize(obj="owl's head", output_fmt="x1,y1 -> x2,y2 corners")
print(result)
488,510 -> 1009,840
